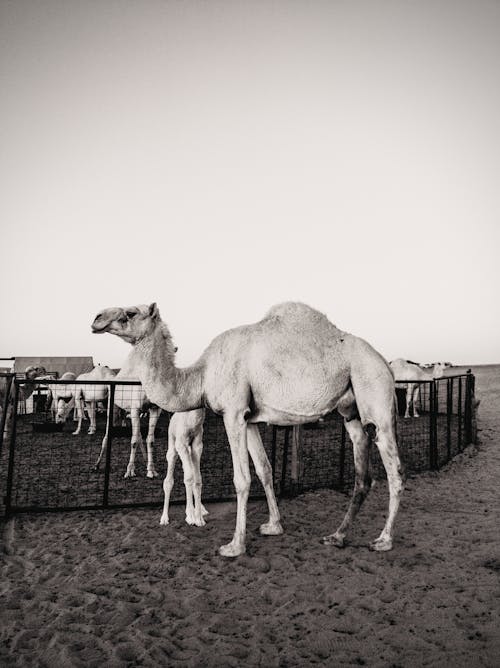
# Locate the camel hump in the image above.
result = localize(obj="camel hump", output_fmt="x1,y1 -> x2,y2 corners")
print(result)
264,301 -> 341,334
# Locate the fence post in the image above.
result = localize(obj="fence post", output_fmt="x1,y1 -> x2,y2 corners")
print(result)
0,373 -> 14,457
457,377 -> 463,452
464,372 -> 473,445
446,378 -> 452,461
4,380 -> 20,517
429,380 -> 438,470
102,383 -> 116,509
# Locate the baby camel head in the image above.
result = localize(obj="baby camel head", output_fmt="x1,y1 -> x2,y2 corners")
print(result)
92,303 -> 160,344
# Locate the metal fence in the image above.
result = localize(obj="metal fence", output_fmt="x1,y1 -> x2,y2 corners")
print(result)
0,373 -> 476,517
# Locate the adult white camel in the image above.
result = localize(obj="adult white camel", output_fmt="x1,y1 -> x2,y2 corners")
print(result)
94,367 -> 161,479
160,408 -> 208,527
390,359 -> 446,418
92,302 -> 404,557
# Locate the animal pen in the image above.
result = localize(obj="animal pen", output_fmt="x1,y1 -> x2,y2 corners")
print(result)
0,373 -> 476,518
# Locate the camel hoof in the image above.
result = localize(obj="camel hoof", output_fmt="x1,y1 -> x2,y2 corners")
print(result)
124,470 -> 136,479
259,521 -> 284,536
370,537 -> 393,552
146,470 -> 159,479
321,533 -> 345,548
186,516 -> 206,527
201,505 -> 209,517
219,541 -> 246,558
72,431 -> 80,436
159,515 -> 169,526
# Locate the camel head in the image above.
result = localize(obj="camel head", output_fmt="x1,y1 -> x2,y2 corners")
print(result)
432,362 -> 447,379
24,366 -> 47,381
91,303 -> 162,344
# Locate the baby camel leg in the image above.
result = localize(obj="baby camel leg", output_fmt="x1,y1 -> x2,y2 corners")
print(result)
246,424 -> 283,536
370,423 -> 404,551
144,406 -> 160,478
190,431 -> 208,525
322,417 -> 371,548
220,414 -> 251,557
174,437 -> 200,525
160,434 -> 179,525
124,408 -> 144,478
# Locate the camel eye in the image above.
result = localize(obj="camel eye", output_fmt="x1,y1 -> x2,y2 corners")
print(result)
126,311 -> 136,319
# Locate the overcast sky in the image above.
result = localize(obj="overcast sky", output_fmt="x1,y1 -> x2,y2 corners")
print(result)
1,0 -> 499,369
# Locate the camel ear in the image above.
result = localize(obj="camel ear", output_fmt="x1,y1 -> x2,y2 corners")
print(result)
148,302 -> 159,320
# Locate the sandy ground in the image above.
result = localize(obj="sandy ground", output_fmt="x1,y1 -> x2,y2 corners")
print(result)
0,366 -> 499,667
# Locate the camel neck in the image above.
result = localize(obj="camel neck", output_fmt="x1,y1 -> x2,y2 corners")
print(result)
132,325 -> 204,412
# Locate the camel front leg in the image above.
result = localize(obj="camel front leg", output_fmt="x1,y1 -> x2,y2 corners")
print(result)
171,436 -> 198,525
322,417 -> 371,548
221,414 -> 251,557
370,424 -> 404,551
247,424 -> 282,536
160,433 -> 179,525
87,401 -> 97,435
72,394 -> 84,435
404,384 -> 413,419
145,406 -> 160,478
124,408 -> 142,478
412,385 -> 420,418
190,431 -> 207,526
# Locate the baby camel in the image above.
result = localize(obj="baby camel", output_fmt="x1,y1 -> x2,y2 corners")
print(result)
160,408 -> 208,527
390,359 -> 446,418
92,301 -> 404,557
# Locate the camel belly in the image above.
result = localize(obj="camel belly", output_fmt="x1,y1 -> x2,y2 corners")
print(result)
248,404 -> 333,426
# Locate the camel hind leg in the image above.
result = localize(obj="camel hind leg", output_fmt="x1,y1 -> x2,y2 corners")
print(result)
322,412 -> 372,548
370,420 -> 404,551
246,423 -> 283,537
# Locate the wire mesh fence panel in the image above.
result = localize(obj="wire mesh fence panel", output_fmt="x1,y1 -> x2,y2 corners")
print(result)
294,413 -> 347,492
1,374 -> 477,516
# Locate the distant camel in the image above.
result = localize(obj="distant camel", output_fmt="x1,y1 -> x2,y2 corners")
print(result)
1,366 -> 47,438
95,367 -> 161,479
46,372 -> 78,422
92,302 -> 404,557
390,359 -> 446,418
72,365 -> 116,435
160,408 -> 208,527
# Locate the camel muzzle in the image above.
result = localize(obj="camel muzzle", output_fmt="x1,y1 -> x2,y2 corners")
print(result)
91,308 -> 126,333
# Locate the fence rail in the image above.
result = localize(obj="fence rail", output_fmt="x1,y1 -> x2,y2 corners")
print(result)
0,372 -> 476,517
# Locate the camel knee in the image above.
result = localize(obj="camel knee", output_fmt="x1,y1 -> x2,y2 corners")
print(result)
253,457 -> 273,485
183,471 -> 194,487
233,469 -> 251,495
353,474 -> 372,503
163,475 -> 174,493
